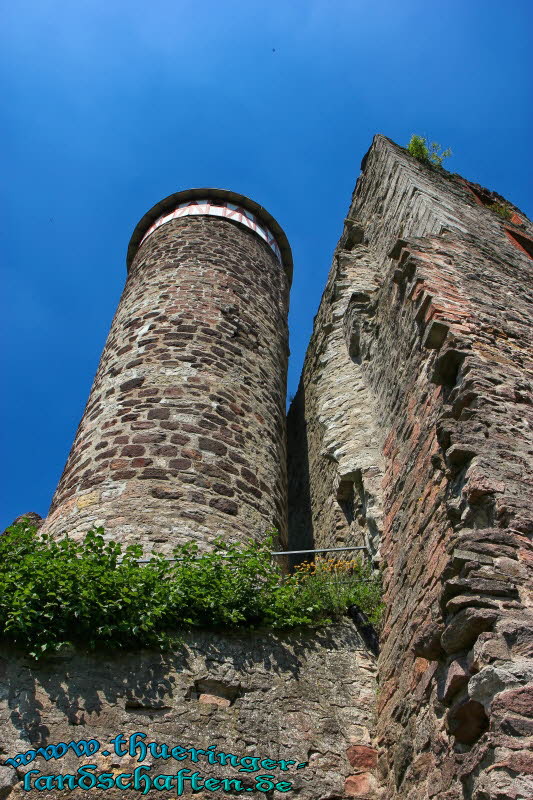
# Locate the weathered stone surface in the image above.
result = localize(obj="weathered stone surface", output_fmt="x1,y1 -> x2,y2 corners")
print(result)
445,593 -> 500,614
288,134 -> 533,799
441,608 -> 499,654
0,767 -> 17,800
468,663 -> 533,710
0,623 -> 377,800
344,772 -> 372,796
492,685 -> 533,717
499,616 -> 533,658
197,693 -> 231,707
412,622 -> 445,660
287,241 -> 384,561
440,657 -> 470,703
468,631 -> 512,669
346,745 -> 378,771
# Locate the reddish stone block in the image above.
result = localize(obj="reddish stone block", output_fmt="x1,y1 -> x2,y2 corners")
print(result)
493,751 -> 533,775
492,686 -> 533,718
151,487 -> 181,500
346,745 -> 378,771
169,459 -> 192,471
412,622 -> 445,660
170,433 -> 190,445
153,445 -> 178,456
131,458 -> 153,468
110,459 -> 129,469
410,657 -> 430,689
441,608 -> 498,654
198,437 -> 227,456
182,448 -> 202,460
95,449 -> 117,461
139,468 -> 169,480
121,445 -> 145,457
132,433 -> 166,444
112,470 -> 136,479
344,773 -> 370,796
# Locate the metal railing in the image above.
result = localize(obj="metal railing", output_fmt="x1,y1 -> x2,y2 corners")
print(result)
271,545 -> 369,557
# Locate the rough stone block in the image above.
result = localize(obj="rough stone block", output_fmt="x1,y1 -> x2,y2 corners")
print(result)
441,658 -> 470,703
441,608 -> 498,654
346,745 -> 378,771
413,622 -> 445,660
76,490 -> 100,509
344,772 -> 371,797
0,766 -> 18,800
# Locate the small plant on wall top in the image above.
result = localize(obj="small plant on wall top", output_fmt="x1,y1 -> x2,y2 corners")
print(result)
486,201 -> 513,220
407,135 -> 452,168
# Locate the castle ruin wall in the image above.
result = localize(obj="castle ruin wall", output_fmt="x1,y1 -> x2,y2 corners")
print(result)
6,139 -> 533,800
0,624 -> 377,800
288,136 -> 533,798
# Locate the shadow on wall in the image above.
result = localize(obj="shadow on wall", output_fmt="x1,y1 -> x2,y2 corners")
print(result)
286,383 -> 314,569
1,623 -> 371,749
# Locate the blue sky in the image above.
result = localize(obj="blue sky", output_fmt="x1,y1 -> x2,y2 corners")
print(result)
2,0 -> 532,528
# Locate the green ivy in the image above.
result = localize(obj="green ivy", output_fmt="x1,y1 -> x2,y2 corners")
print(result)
0,520 -> 383,658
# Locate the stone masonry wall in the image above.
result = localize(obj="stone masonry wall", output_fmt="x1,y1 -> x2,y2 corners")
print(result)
286,233 -> 384,560
288,136 -> 533,798
41,215 -> 290,555
0,623 -> 377,800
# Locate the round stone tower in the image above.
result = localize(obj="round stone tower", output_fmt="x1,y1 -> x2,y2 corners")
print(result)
41,190 -> 292,555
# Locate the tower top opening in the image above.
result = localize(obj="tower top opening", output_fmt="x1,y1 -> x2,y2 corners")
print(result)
127,187 -> 293,282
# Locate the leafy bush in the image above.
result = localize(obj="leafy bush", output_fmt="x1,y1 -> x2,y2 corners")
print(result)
0,520 -> 383,658
407,135 -> 452,167
285,557 -> 383,628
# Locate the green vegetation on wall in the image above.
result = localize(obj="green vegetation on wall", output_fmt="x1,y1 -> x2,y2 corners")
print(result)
486,201 -> 513,220
0,520 -> 383,658
407,134 -> 452,167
